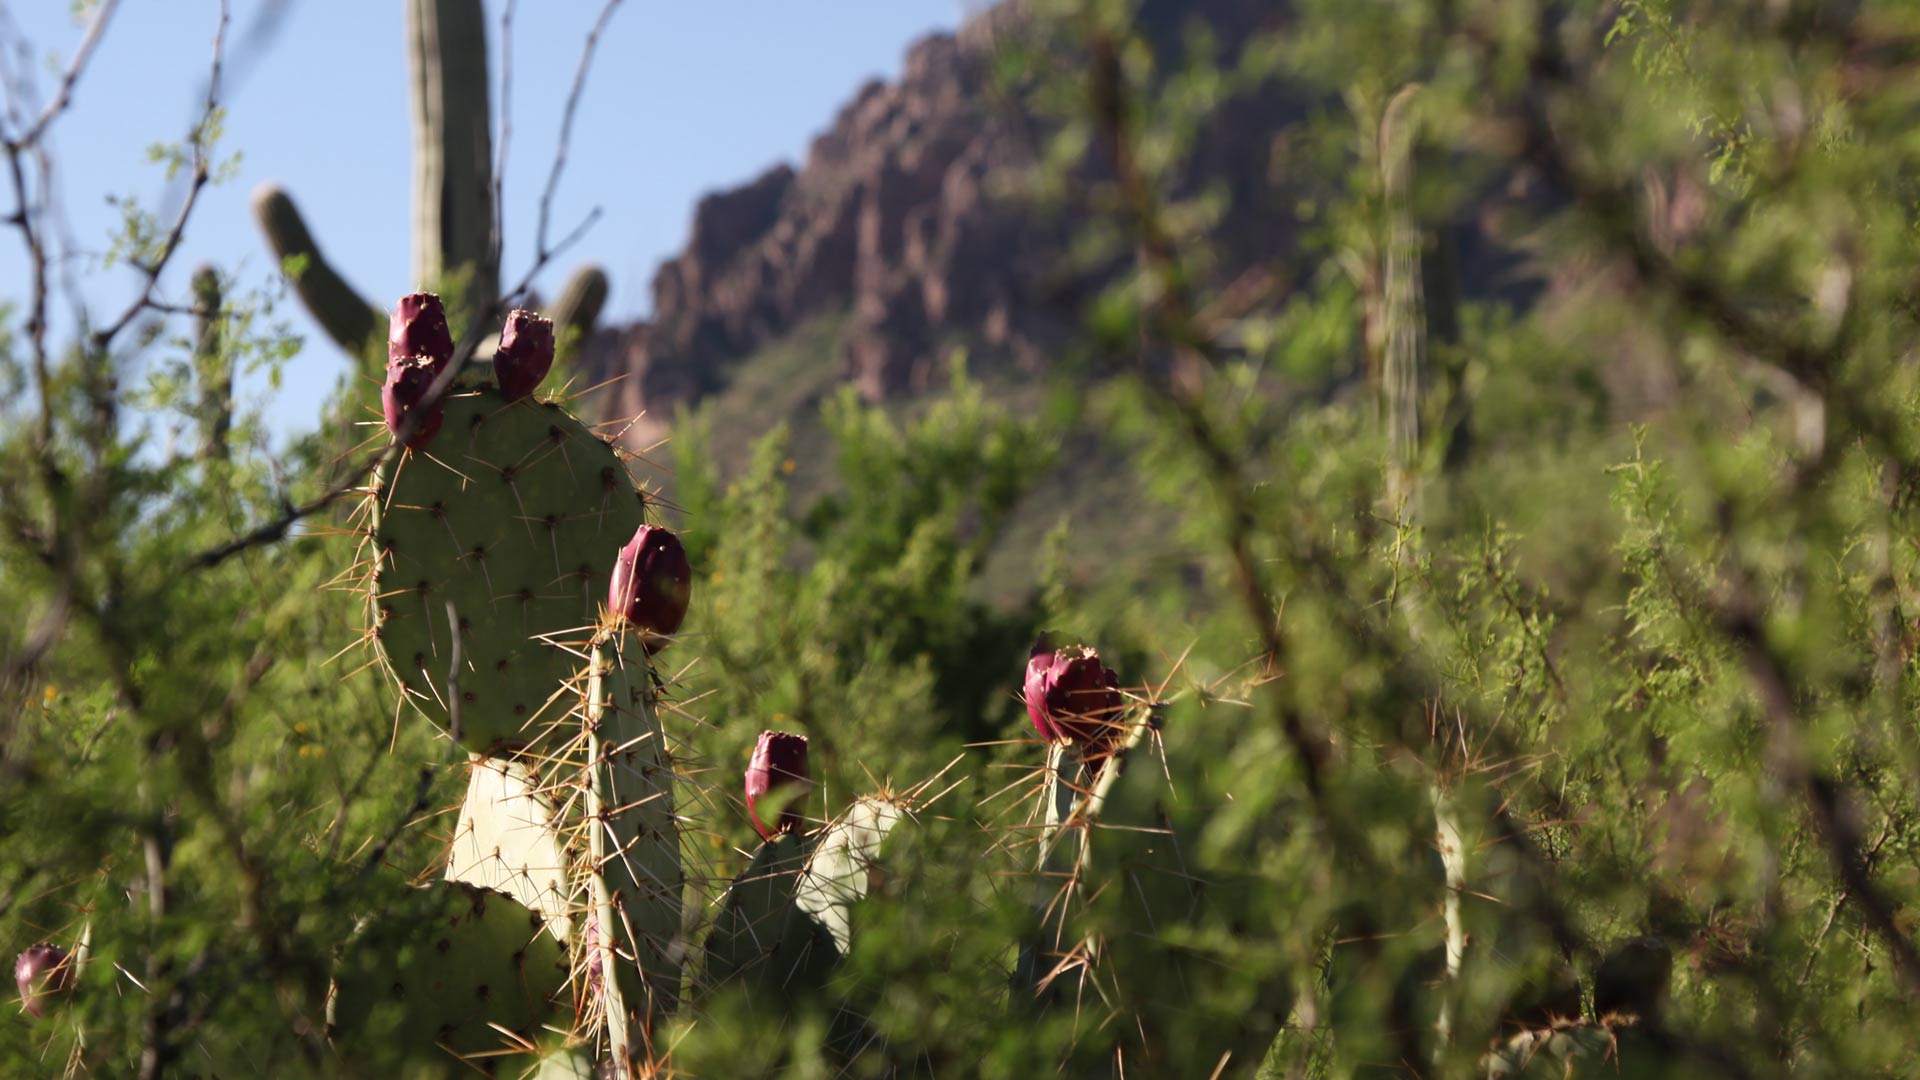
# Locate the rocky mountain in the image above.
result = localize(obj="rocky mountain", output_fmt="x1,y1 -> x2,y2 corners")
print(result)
580,0 -> 1309,450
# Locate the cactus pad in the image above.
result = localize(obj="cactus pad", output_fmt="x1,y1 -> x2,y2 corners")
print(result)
329,881 -> 569,1068
702,832 -> 838,995
370,384 -> 646,754
445,756 -> 573,942
704,797 -> 905,998
578,638 -> 684,1028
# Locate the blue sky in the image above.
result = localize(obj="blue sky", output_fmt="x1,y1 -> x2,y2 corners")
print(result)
0,1 -> 962,439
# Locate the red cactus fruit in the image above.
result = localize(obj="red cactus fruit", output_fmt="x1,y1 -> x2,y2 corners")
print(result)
607,524 -> 692,649
1023,641 -> 1124,746
14,943 -> 71,1019
745,731 -> 812,840
382,357 -> 445,450
388,292 -> 454,369
494,309 -> 556,402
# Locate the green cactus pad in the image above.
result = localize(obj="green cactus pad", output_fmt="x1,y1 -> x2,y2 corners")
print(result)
1016,715 -> 1292,1075
702,832 -> 838,995
587,639 -> 684,1025
703,797 -> 904,1000
329,881 -> 569,1070
370,384 -> 646,754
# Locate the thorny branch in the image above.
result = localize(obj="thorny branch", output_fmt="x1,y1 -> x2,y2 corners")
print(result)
1078,7 -> 1873,1074
1082,26 -> 1333,797
2,0 -> 118,152
1490,13 -> 1920,999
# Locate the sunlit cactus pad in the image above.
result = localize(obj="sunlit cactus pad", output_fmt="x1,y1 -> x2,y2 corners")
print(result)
585,643 -> 683,1021
369,385 -> 646,753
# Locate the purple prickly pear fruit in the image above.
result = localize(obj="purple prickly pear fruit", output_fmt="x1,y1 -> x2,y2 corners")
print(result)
494,309 -> 555,402
1023,641 -> 1123,747
388,292 -> 454,370
14,943 -> 71,1019
607,524 -> 692,650
745,731 -> 811,840
382,357 -> 445,450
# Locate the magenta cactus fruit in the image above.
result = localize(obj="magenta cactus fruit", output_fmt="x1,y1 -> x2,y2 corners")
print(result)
388,291 -> 454,369
382,357 -> 445,450
14,943 -> 71,1019
1024,641 -> 1124,746
607,524 -> 693,649
745,731 -> 812,840
495,309 -> 556,402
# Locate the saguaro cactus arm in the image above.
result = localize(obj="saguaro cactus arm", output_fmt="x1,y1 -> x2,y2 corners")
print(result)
250,184 -> 380,357
551,262 -> 609,361
190,263 -> 230,461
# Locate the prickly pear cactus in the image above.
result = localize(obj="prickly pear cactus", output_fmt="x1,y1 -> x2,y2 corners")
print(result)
1012,703 -> 1291,1076
572,634 -> 684,1036
703,832 -> 836,996
328,881 -> 571,1072
352,293 -> 685,1074
365,384 -> 646,754
446,756 -> 573,941
704,796 -> 906,999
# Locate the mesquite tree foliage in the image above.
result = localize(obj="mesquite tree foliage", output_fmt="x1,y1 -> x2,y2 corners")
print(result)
10,1 -> 1920,1078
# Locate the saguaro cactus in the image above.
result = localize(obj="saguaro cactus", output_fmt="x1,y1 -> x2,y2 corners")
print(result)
255,0 -> 607,364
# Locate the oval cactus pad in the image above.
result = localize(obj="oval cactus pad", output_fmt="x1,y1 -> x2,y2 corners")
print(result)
370,385 -> 646,753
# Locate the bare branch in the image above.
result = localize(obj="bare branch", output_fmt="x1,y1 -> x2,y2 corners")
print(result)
1,0 -> 119,152
92,0 -> 230,351
491,0 -> 516,278
533,0 -> 622,262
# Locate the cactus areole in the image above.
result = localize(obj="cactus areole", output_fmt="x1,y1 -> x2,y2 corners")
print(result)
388,291 -> 454,369
14,943 -> 71,1019
382,357 -> 445,449
607,524 -> 692,650
369,349 -> 647,754
495,309 -> 555,402
746,730 -> 812,839
1024,642 -> 1124,746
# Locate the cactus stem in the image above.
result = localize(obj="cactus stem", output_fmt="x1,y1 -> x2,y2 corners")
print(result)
584,634 -> 633,1076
